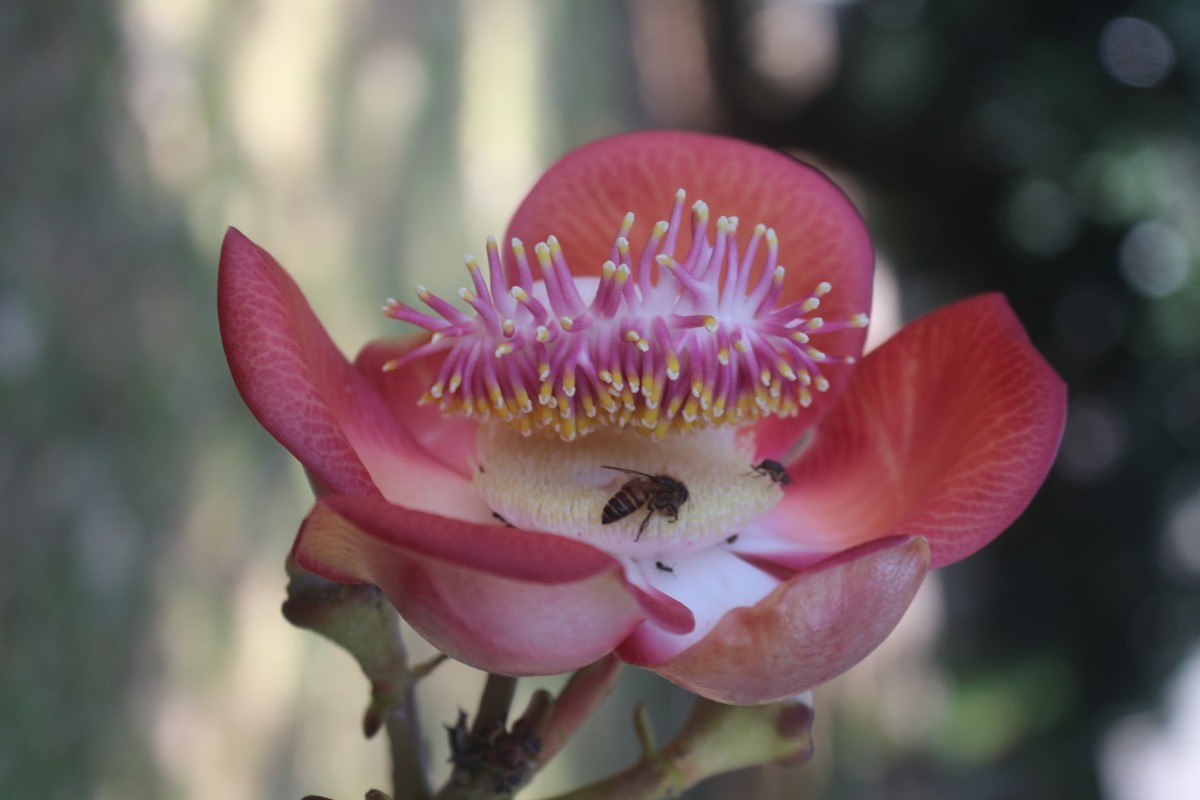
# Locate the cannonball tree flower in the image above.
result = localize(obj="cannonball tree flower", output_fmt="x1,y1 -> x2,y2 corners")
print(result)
219,131 -> 1065,705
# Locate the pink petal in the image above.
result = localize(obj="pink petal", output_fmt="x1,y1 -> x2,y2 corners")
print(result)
621,547 -> 784,660
620,536 -> 930,705
354,338 -> 479,478
294,494 -> 645,675
507,131 -> 873,446
771,293 -> 1067,568
218,229 -> 488,520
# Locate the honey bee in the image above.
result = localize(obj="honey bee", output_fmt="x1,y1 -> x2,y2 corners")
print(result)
600,466 -> 689,540
750,459 -> 793,485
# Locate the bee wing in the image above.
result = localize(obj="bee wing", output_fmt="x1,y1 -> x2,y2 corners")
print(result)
600,465 -> 656,479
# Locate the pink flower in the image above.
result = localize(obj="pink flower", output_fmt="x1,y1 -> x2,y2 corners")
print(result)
219,131 -> 1065,704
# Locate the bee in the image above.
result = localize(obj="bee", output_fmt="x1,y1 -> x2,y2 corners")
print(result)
750,459 -> 793,485
600,466 -> 689,540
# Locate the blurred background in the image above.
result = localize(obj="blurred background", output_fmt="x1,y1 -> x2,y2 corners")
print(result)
2,0 -> 1198,797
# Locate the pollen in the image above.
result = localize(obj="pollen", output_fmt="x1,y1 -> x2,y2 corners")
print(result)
473,424 -> 781,555
383,190 -> 868,441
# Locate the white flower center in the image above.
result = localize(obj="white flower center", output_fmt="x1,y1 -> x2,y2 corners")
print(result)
473,423 -> 783,558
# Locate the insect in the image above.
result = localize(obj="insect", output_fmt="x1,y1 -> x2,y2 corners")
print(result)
600,466 -> 689,540
750,459 -> 793,485
655,561 -> 675,574
491,511 -> 514,527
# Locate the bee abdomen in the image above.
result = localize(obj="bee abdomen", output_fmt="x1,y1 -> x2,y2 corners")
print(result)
602,491 -> 641,524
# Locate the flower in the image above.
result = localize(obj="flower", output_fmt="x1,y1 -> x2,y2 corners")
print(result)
219,131 -> 1065,704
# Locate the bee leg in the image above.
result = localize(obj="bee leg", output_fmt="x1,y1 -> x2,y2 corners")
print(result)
666,505 -> 679,523
635,509 -> 654,540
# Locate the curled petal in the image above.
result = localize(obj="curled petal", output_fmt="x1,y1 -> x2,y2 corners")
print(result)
772,293 -> 1067,567
355,338 -> 479,478
622,536 -> 930,705
217,228 -> 485,519
294,495 -> 645,676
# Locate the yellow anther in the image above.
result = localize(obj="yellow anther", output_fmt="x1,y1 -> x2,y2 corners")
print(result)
449,374 -> 462,393
495,343 -> 513,357
734,339 -> 750,353
513,385 -> 532,413
667,393 -> 685,418
535,326 -> 551,343
636,338 -> 650,353
415,284 -> 431,300
560,316 -> 574,331
601,261 -> 615,279
616,239 -> 631,263
815,281 -> 832,296
790,330 -> 810,343
806,347 -> 827,361
799,387 -> 813,407
717,348 -> 729,365
682,397 -> 699,422
563,372 -> 577,397
501,319 -> 515,337
851,313 -> 870,327
778,360 -> 797,381
430,331 -> 443,345
815,376 -> 830,392
773,266 -> 785,283
488,385 -> 505,409
798,369 -> 812,386
511,286 -> 529,301
614,264 -> 631,285
430,381 -> 445,398
465,255 -> 481,273
760,368 -> 772,386
511,238 -> 526,257
703,316 -> 719,333
547,236 -> 563,256
458,288 -> 475,302
538,361 -> 550,380
802,297 -> 821,312
806,317 -> 824,329
666,353 -> 681,380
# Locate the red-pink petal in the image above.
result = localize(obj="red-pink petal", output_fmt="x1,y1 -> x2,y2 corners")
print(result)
218,229 -> 486,519
772,293 -> 1066,568
294,495 -> 645,675
354,338 -> 479,478
620,536 -> 930,705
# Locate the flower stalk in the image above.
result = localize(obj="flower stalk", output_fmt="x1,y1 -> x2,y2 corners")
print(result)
540,695 -> 814,800
282,560 -> 436,800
